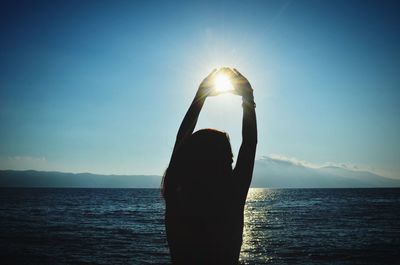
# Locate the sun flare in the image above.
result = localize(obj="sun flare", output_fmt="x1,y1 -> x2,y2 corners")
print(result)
214,73 -> 234,93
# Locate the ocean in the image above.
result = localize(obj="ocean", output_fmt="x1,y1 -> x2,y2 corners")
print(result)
0,188 -> 399,265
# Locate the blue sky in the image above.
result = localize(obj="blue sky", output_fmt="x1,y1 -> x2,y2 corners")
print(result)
0,0 -> 399,178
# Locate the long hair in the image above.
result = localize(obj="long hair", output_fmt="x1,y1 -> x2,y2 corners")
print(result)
162,129 -> 233,205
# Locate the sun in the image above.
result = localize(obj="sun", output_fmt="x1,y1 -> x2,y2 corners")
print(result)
214,73 -> 234,93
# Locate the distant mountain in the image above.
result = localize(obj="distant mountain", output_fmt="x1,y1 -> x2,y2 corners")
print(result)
252,157 -> 400,188
0,170 -> 161,188
1,158 -> 399,188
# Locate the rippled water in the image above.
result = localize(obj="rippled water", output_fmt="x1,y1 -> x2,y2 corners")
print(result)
0,188 -> 399,264
241,188 -> 400,265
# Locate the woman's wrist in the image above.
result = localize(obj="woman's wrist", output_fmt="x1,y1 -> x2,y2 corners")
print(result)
194,91 -> 207,103
242,94 -> 256,108
242,91 -> 254,101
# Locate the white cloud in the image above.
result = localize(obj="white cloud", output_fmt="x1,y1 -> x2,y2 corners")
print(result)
0,156 -> 49,171
265,154 -> 321,168
259,154 -> 384,176
11,156 -> 46,162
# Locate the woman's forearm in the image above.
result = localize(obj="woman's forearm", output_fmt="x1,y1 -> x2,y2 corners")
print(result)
171,69 -> 217,155
234,98 -> 257,201
242,98 -> 257,146
173,94 -> 206,153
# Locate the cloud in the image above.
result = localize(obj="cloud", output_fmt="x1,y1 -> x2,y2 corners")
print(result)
0,156 -> 49,171
258,154 -> 384,176
10,156 -> 46,162
262,154 -> 321,168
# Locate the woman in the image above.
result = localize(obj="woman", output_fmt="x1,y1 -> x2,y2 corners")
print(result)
162,68 -> 257,265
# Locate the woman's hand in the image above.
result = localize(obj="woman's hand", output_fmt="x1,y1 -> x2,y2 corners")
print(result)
196,69 -> 218,98
232,68 -> 254,100
196,68 -> 254,100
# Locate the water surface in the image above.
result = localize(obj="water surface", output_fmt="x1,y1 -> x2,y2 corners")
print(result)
0,188 -> 399,264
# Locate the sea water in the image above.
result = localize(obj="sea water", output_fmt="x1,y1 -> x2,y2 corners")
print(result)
0,188 -> 399,264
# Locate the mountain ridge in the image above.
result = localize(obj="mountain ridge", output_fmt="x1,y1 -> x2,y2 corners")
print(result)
1,162 -> 399,188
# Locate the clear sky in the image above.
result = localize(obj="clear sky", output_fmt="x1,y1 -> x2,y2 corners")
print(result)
1,0 -> 399,178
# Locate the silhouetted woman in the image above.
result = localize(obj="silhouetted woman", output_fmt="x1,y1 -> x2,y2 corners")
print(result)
162,68 -> 257,265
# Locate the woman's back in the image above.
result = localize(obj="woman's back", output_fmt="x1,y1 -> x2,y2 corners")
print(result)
165,174 -> 245,265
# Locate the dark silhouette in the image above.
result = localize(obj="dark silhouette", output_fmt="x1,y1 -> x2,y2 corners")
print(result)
162,68 -> 257,264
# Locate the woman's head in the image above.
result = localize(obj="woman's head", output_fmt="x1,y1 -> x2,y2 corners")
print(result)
162,129 -> 233,202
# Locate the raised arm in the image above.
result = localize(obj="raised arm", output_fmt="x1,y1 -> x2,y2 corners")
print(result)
232,69 -> 258,202
172,69 -> 217,155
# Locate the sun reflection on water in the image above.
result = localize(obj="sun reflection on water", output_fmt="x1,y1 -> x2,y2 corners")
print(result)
240,188 -> 277,264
